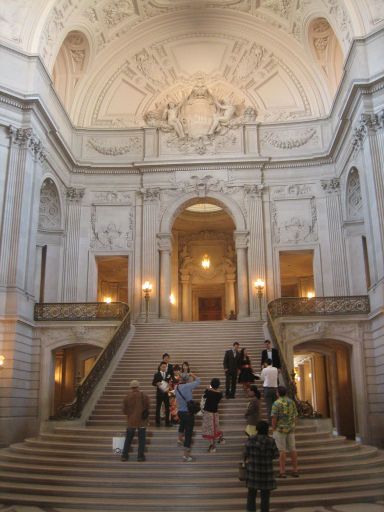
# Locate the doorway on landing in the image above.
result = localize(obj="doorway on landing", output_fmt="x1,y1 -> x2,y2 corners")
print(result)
198,297 -> 222,321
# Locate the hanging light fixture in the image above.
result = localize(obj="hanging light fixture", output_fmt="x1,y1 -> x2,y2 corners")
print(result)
201,254 -> 210,269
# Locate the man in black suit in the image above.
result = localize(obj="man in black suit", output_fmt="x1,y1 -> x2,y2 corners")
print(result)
152,361 -> 172,426
223,341 -> 241,398
159,352 -> 174,379
261,339 -> 281,369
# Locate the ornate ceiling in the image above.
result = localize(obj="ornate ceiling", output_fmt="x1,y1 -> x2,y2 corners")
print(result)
0,0 -> 383,128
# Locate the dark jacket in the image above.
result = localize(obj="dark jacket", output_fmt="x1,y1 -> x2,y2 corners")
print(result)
223,349 -> 241,373
122,390 -> 150,428
261,348 -> 281,369
244,434 -> 279,490
244,398 -> 261,426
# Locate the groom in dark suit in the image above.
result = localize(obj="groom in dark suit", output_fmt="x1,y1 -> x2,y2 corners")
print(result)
223,341 -> 241,398
261,339 -> 281,369
152,361 -> 172,426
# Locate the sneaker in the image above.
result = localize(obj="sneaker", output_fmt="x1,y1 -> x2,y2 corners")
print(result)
218,437 -> 225,445
137,455 -> 146,462
121,456 -> 128,462
208,445 -> 216,453
291,472 -> 299,478
177,439 -> 184,446
182,455 -> 194,462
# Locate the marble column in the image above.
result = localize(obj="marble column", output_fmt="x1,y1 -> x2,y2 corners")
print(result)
181,274 -> 191,321
225,272 -> 236,316
245,185 -> 266,318
62,187 -> 85,301
234,230 -> 250,318
158,233 -> 173,321
321,179 -> 349,295
141,188 -> 160,320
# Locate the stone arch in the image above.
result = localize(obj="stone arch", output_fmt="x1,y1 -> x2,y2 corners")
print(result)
346,167 -> 363,221
307,16 -> 344,94
52,29 -> 91,112
160,191 -> 246,233
38,177 -> 62,231
286,331 -> 368,443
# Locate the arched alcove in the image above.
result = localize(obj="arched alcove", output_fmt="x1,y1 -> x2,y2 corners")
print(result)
52,30 -> 90,111
346,167 -> 363,221
308,17 -> 344,94
38,178 -> 62,230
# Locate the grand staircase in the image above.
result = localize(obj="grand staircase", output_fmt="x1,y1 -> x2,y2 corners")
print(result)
0,321 -> 384,511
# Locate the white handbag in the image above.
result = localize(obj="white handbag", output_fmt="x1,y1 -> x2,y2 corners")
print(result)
112,436 -> 125,455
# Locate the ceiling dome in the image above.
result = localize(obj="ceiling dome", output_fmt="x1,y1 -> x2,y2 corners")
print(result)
1,0 -> 383,127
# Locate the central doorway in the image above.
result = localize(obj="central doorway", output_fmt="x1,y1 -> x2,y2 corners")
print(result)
198,297 -> 222,320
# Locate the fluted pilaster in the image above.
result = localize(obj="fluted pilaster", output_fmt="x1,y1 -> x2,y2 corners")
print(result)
62,187 -> 85,301
141,188 -> 160,319
321,179 -> 349,295
245,185 -> 266,317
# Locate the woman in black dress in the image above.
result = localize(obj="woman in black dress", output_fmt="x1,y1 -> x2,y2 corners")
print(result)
238,348 -> 256,394
202,378 -> 224,453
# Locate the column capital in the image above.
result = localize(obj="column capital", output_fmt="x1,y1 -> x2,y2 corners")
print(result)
361,109 -> 384,132
244,184 -> 264,198
140,187 -> 161,203
157,232 -> 173,252
234,230 -> 249,249
8,125 -> 46,161
66,187 -> 85,202
321,178 -> 340,194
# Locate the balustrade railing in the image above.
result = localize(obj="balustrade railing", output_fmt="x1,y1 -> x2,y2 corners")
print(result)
35,302 -> 131,420
34,302 -> 128,321
268,296 -> 370,320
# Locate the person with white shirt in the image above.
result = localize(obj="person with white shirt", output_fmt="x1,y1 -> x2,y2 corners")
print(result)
260,359 -> 278,424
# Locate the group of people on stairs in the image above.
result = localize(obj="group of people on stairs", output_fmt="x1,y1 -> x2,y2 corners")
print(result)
120,340 -> 299,512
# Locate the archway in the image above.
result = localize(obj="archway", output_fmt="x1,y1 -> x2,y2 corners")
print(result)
172,200 -> 236,321
158,191 -> 249,321
294,339 -> 356,439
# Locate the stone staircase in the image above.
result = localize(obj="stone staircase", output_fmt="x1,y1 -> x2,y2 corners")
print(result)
0,321 -> 384,511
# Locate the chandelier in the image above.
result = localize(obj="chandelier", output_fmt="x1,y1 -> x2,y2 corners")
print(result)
201,254 -> 210,269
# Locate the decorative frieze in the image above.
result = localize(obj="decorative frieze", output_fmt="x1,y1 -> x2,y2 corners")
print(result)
140,188 -> 161,202
271,184 -> 313,199
90,205 -> 134,250
271,197 -> 318,245
92,191 -> 133,204
321,178 -> 340,194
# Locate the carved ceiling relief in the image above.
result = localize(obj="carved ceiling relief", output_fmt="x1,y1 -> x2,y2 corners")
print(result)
38,178 -> 62,230
90,204 -> 134,250
271,196 -> 318,245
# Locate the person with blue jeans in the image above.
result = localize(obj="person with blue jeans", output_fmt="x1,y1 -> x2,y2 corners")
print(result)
121,379 -> 150,462
175,375 -> 201,462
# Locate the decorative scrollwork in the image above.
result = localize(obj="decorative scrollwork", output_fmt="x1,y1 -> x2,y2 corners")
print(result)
268,296 -> 370,320
34,302 -> 128,321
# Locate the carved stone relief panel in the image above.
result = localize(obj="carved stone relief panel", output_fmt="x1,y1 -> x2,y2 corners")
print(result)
346,168 -> 363,221
90,204 -> 134,250
38,178 -> 62,230
82,134 -> 144,161
271,196 -> 318,245
260,126 -> 321,155
283,320 -> 360,344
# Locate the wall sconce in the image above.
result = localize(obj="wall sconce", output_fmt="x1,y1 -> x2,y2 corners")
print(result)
308,372 -> 312,379
169,293 -> 176,305
307,291 -> 315,299
0,355 -> 5,369
254,279 -> 265,320
142,281 -> 152,323
201,254 -> 210,270
104,297 -> 112,304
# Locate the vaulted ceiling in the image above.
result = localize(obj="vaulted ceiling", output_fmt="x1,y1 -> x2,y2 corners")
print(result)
0,0 -> 383,128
